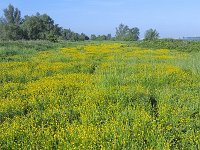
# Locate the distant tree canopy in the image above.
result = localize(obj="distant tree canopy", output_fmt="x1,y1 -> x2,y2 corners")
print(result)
0,4 -> 162,42
90,34 -> 112,41
3,4 -> 21,25
0,4 -> 23,40
144,29 -> 159,41
115,23 -> 140,41
22,13 -> 62,41
0,4 -> 89,41
61,29 -> 89,41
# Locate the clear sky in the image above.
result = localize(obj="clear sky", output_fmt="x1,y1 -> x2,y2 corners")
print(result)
0,0 -> 200,38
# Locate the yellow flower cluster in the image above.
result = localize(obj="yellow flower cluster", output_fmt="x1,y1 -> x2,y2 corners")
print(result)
0,42 -> 199,149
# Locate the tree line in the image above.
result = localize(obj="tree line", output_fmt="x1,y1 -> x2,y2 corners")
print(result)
0,4 -> 159,42
0,4 -> 89,42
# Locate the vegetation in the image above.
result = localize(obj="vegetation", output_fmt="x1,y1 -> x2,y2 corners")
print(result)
62,29 -> 89,41
22,13 -> 61,41
144,29 -> 159,41
136,38 -> 200,52
115,23 -> 140,41
0,5 -> 153,42
0,4 -> 23,40
0,42 -> 199,149
0,40 -> 90,62
0,2 -> 200,150
90,34 -> 112,41
0,4 -> 89,42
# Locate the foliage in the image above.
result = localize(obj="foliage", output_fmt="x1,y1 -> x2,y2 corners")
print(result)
90,34 -> 97,40
90,34 -> 112,41
144,28 -> 159,41
0,4 -> 89,42
3,4 -> 21,25
116,23 -> 129,40
0,4 -> 23,40
22,13 -> 61,40
61,29 -> 89,41
115,23 -> 140,41
0,42 -> 199,149
136,39 -> 200,52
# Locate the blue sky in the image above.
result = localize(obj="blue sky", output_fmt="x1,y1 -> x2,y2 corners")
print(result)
0,0 -> 200,38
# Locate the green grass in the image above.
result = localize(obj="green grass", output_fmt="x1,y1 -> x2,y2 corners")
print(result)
135,39 -> 200,52
0,40 -> 93,62
0,41 -> 199,149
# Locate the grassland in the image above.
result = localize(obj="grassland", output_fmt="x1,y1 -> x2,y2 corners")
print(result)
0,42 -> 200,149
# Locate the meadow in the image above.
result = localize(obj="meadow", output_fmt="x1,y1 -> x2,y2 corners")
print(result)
0,41 -> 200,149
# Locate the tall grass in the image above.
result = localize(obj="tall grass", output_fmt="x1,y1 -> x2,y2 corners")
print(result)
0,40 -> 90,62
0,42 -> 199,149
135,39 -> 200,52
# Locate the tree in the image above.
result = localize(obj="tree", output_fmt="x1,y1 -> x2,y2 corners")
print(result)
96,35 -> 107,41
106,34 -> 112,40
144,29 -> 159,40
79,33 -> 89,41
0,4 -> 89,41
0,23 -> 23,40
71,32 -> 79,41
22,15 -> 43,40
127,27 -> 140,41
0,4 -> 23,40
61,29 -> 89,41
91,34 -> 97,40
115,23 -> 140,41
91,34 -> 112,41
22,13 -> 61,40
62,29 -> 73,40
3,4 -> 21,25
115,23 -> 129,40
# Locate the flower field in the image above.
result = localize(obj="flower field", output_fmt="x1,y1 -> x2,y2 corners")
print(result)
0,42 -> 200,149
